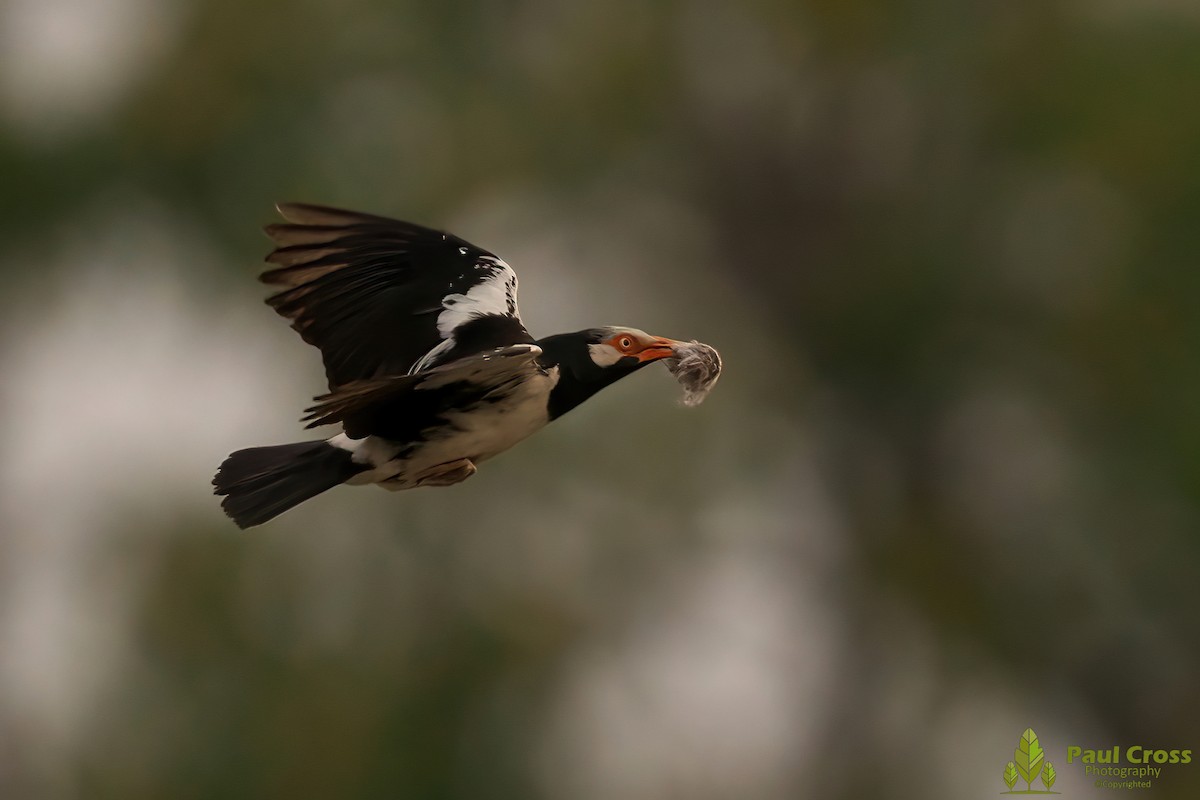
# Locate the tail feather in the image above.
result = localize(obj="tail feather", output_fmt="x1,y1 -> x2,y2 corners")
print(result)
213,440 -> 364,528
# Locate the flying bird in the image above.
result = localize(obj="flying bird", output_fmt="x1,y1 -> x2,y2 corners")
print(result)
213,204 -> 721,528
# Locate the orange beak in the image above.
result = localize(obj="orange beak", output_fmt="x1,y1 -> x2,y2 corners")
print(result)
637,336 -> 683,363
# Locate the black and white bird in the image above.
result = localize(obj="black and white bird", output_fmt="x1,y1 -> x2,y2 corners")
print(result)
213,203 -> 718,528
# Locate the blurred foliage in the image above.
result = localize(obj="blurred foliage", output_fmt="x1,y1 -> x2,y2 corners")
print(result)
2,1 -> 1200,799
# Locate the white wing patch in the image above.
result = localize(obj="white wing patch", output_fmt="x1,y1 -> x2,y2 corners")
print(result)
436,256 -> 520,338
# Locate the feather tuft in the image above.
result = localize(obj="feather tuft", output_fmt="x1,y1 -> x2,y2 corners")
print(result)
664,341 -> 722,406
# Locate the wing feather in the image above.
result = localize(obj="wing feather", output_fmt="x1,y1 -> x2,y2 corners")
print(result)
257,204 -> 529,387
302,344 -> 544,437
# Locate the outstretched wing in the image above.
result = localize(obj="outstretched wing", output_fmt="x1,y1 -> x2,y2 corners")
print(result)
260,203 -> 531,388
302,344 -> 545,440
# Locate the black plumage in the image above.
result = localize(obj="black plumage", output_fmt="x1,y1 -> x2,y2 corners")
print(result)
213,440 -> 366,529
260,204 -> 531,386
302,343 -> 544,439
538,330 -> 655,420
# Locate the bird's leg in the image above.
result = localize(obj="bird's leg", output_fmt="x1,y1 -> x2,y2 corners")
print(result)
415,458 -> 477,487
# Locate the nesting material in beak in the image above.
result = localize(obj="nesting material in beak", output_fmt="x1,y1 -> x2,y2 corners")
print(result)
664,340 -> 722,407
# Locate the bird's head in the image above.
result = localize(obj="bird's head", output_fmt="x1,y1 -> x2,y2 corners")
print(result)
584,326 -> 682,371
539,326 -> 684,418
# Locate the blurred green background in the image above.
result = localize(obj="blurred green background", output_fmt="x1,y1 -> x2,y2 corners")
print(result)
2,1 -> 1199,798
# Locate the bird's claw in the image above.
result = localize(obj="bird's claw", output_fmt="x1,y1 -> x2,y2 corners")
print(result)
415,458 -> 477,487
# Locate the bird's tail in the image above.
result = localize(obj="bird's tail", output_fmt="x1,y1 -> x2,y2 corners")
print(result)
212,440 -> 364,529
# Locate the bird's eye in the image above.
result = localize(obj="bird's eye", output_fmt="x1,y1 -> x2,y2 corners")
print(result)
618,337 -> 634,350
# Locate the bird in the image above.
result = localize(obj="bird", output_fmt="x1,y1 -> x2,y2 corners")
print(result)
212,203 -> 703,528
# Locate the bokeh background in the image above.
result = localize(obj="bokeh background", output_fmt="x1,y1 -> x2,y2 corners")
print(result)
2,1 -> 1199,798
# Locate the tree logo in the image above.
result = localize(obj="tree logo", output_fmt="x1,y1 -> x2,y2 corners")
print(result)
1002,728 -> 1060,794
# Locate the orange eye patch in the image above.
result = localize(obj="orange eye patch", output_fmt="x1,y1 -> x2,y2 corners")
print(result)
608,334 -> 637,353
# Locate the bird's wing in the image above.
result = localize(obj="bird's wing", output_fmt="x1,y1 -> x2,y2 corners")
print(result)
260,203 -> 529,388
302,344 -> 544,439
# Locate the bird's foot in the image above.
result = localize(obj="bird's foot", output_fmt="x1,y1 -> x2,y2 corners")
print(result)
415,458 -> 477,487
